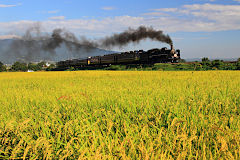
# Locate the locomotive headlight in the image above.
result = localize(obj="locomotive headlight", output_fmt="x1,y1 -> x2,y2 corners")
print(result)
174,54 -> 178,57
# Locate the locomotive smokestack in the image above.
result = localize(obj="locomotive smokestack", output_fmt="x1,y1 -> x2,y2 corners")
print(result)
171,44 -> 174,51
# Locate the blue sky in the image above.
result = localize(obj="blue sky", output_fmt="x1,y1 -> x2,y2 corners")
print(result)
0,0 -> 240,59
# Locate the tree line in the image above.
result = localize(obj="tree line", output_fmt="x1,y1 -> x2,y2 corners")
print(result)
0,61 -> 55,72
104,58 -> 240,71
197,57 -> 240,70
0,58 -> 240,72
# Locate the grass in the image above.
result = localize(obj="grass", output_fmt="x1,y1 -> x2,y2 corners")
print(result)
0,71 -> 239,159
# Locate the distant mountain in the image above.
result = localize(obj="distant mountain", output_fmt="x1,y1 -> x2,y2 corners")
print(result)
0,39 -> 115,64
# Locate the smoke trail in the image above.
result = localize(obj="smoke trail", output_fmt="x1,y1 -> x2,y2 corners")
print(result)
8,24 -> 44,62
7,27 -> 94,62
4,25 -> 172,62
48,26 -> 173,50
99,26 -> 172,48
43,28 -> 80,52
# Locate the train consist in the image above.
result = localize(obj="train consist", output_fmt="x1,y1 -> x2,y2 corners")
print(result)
57,45 -> 180,69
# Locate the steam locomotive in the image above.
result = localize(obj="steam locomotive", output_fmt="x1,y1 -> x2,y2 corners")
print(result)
57,45 -> 180,69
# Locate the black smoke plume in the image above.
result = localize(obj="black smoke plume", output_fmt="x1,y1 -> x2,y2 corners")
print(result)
98,26 -> 172,48
7,26 -> 94,62
4,25 -> 172,62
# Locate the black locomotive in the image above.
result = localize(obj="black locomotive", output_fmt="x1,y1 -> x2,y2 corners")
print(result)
57,45 -> 180,69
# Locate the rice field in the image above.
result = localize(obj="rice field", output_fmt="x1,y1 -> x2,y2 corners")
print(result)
0,71 -> 239,159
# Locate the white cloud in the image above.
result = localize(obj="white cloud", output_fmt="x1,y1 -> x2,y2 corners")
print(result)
49,16 -> 65,20
153,8 -> 178,12
0,16 -> 144,37
149,3 -> 240,32
142,12 -> 169,16
101,6 -> 115,11
48,10 -> 59,14
0,3 -> 239,38
234,0 -> 240,2
0,34 -> 20,39
0,3 -> 21,8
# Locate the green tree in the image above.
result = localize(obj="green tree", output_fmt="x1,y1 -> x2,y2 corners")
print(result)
0,61 -> 6,72
178,59 -> 186,63
202,57 -> 210,63
201,57 -> 211,70
237,58 -> 240,70
28,63 -> 41,71
46,64 -> 56,71
211,60 -> 225,70
11,62 -> 28,72
38,61 -> 46,67
224,63 -> 236,70
37,61 -> 46,70
192,63 -> 203,71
